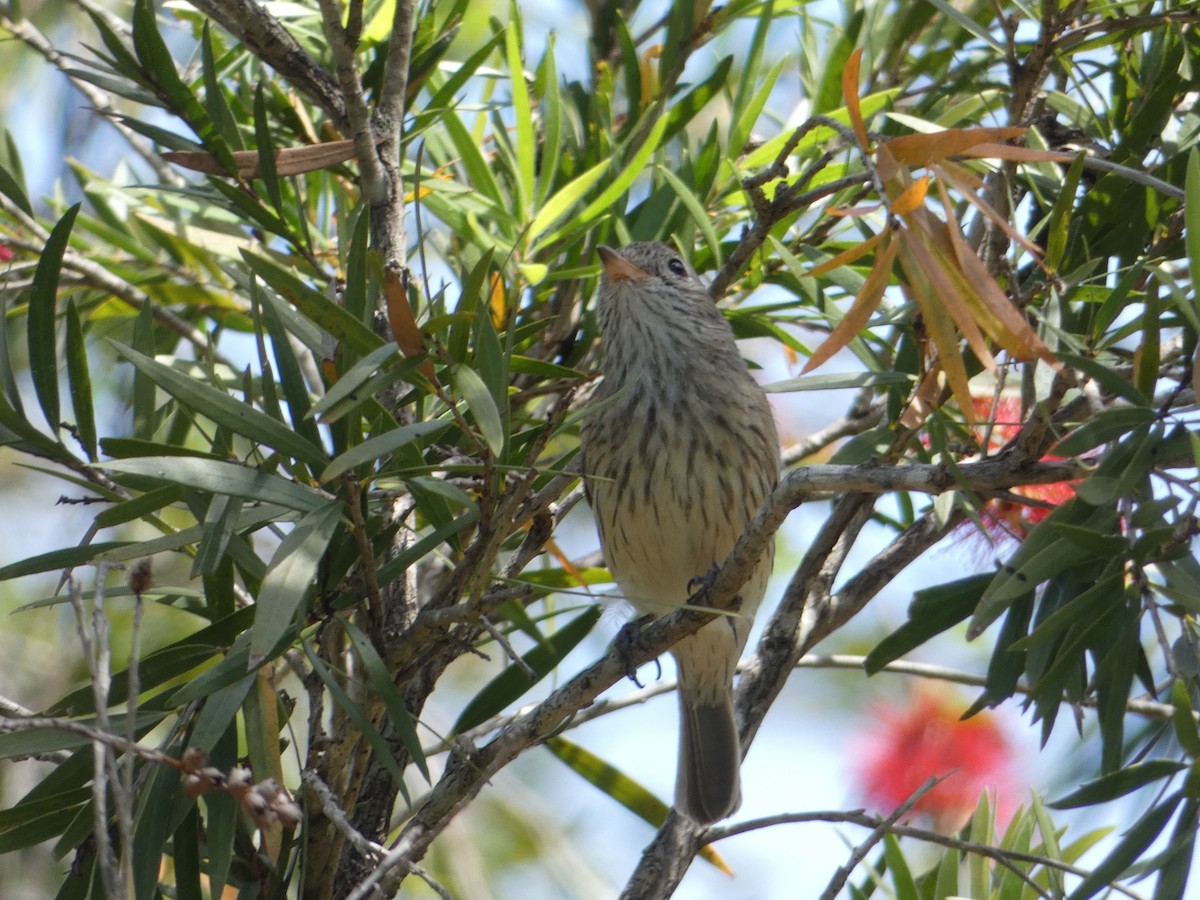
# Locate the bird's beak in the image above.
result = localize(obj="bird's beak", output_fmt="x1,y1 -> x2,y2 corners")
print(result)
598,246 -> 650,283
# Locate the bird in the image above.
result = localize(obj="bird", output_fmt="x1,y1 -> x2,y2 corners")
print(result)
580,241 -> 780,825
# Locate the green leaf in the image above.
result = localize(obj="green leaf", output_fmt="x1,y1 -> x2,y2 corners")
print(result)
62,299 -> 96,461
1051,760 -> 1187,809
320,420 -> 450,482
537,113 -> 671,248
656,164 -> 722,264
1186,149 -> 1200,322
453,606 -> 601,734
1152,797 -> 1199,900
1045,153 -> 1087,273
111,344 -> 329,468
303,642 -> 407,786
661,55 -> 732,143
342,619 -> 430,781
452,364 -> 506,456
28,203 -> 81,432
99,457 -> 326,512
505,4 -> 533,216
545,736 -> 669,825
1065,793 -> 1182,900
883,833 -> 920,900
526,158 -> 610,245
306,342 -> 403,422
0,542 -> 130,581
131,0 -> 236,173
249,502 -> 344,665
763,371 -> 912,392
252,81 -> 283,214
242,250 -> 384,358
0,155 -> 32,216
866,574 -> 991,673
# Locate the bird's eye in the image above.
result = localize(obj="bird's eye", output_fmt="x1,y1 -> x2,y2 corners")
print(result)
667,257 -> 687,276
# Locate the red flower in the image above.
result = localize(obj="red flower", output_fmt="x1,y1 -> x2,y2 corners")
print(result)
851,687 -> 1018,832
0,244 -> 12,262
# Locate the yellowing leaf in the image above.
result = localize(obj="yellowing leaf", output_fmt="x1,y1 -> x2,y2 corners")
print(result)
899,222 -> 996,374
896,231 -> 976,424
489,272 -> 506,329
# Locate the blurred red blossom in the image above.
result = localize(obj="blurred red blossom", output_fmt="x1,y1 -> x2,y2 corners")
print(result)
851,686 -> 1021,833
944,392 -> 1078,541
0,244 -> 12,262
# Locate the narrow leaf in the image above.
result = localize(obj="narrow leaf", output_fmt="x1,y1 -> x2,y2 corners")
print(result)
29,203 -> 81,432
111,344 -> 329,468
99,457 -> 326,512
250,502 -> 343,665
453,606 -> 601,734
452,364 -> 506,457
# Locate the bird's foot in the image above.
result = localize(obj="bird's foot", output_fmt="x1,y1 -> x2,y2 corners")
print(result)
614,614 -> 660,687
687,564 -> 721,601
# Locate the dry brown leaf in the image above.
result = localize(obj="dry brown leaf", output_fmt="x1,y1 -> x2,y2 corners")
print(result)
163,139 -> 362,178
803,231 -> 897,373
938,192 -> 1061,369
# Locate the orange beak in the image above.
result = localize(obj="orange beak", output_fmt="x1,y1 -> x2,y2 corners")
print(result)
598,246 -> 650,283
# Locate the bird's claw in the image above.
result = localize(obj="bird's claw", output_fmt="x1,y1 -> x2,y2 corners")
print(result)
614,614 -> 660,687
687,564 -> 721,600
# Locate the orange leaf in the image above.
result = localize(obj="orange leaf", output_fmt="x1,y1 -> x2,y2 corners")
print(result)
384,264 -> 437,384
807,230 -> 885,278
842,48 -> 869,150
880,127 -> 1026,168
891,176 -> 930,216
803,231 -> 897,373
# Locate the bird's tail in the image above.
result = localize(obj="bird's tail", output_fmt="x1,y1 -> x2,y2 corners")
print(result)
672,621 -> 743,825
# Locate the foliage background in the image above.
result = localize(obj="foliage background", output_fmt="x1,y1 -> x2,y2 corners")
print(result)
0,0 -> 1198,898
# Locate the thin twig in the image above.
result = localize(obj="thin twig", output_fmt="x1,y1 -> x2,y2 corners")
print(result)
819,776 -> 944,900
712,810 -> 1148,900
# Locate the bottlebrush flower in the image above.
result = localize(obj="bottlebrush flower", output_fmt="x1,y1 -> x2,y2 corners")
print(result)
851,686 -> 1019,832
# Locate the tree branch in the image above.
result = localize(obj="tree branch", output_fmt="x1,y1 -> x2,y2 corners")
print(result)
186,0 -> 348,130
